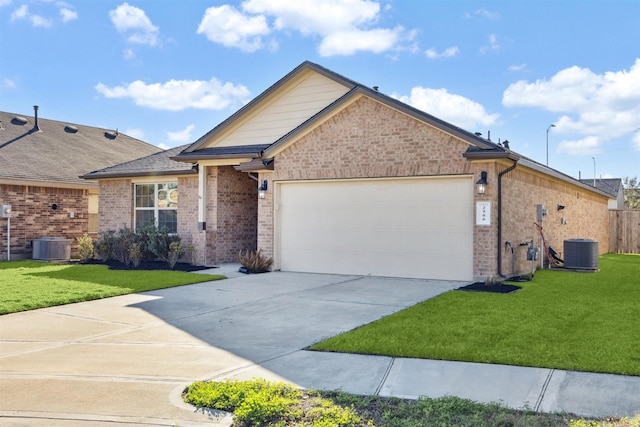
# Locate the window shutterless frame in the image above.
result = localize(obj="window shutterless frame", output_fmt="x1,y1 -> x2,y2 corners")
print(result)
133,182 -> 178,233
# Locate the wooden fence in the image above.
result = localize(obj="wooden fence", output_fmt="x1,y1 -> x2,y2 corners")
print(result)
609,209 -> 640,254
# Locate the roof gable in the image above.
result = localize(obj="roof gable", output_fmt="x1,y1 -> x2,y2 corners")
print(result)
0,109 -> 161,186
182,61 -> 356,153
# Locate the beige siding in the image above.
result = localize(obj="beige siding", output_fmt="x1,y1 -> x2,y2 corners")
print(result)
214,73 -> 350,148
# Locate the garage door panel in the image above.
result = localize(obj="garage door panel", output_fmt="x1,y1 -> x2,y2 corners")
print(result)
277,177 -> 473,280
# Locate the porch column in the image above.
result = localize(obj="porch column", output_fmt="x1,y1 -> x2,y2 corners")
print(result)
198,164 -> 206,230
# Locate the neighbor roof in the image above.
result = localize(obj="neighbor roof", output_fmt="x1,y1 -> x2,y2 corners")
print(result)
0,109 -> 161,186
579,178 -> 623,198
81,144 -> 196,180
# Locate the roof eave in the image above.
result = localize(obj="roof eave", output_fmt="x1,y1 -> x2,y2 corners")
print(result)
80,169 -> 196,180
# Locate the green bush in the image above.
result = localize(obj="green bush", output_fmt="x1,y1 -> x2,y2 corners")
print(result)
184,379 -> 300,426
93,225 -> 183,268
76,233 -> 94,262
94,229 -> 116,261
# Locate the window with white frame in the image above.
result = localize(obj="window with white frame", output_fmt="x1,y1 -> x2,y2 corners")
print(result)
134,183 -> 178,233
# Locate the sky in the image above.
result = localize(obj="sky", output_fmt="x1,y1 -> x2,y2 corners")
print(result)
1,0 -> 639,182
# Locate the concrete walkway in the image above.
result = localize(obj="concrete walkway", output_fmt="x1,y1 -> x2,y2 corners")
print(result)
1,269 -> 639,426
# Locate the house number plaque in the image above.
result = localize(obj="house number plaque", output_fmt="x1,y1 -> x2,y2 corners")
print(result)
476,201 -> 491,225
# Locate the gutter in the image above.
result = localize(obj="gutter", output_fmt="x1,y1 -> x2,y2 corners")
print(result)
497,159 -> 518,278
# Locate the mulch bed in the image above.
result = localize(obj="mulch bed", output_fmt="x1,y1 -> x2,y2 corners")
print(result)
456,282 -> 521,294
74,259 -> 210,272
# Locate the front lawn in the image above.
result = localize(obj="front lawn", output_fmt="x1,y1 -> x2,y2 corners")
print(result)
311,254 -> 640,376
0,261 -> 224,315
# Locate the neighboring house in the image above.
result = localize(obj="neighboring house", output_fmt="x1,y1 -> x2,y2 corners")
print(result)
0,107 -> 161,260
83,61 -> 611,281
579,178 -> 625,209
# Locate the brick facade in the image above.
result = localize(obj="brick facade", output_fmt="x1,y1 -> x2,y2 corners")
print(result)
500,166 -> 609,277
256,96 -> 609,280
0,183 -> 91,260
97,167 -> 257,266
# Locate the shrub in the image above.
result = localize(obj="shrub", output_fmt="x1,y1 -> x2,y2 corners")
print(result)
239,249 -> 273,273
94,230 -> 116,261
129,242 -> 143,268
167,241 -> 183,269
113,226 -> 136,265
76,233 -> 94,262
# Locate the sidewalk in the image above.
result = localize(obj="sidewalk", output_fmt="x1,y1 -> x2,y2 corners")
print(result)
1,270 -> 638,426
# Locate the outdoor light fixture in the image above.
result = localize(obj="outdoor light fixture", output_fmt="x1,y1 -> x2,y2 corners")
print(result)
258,180 -> 268,199
476,171 -> 488,195
557,204 -> 565,211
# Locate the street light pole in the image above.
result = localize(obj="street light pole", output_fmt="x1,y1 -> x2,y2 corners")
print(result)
592,157 -> 596,187
546,124 -> 556,166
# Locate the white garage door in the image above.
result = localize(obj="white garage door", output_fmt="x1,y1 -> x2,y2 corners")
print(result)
276,176 -> 473,280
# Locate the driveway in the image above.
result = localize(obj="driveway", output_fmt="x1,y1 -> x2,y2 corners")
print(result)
0,271 -> 462,426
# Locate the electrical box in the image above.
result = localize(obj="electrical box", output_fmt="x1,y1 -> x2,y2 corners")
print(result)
527,246 -> 539,261
1,204 -> 11,218
536,204 -> 547,221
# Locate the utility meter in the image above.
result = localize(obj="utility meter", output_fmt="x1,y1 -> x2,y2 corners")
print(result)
1,205 -> 11,218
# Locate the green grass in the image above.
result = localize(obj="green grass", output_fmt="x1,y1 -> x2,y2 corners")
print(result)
184,378 -> 635,427
0,261 -> 224,315
311,254 -> 640,376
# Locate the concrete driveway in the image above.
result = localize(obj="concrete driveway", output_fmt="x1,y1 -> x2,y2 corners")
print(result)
1,270 -> 639,426
0,271 -> 461,426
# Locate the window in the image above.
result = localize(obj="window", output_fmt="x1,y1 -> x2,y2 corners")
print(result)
134,183 -> 178,233
88,193 -> 99,233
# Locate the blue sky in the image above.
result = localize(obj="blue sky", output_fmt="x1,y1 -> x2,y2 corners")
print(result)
1,0 -> 638,181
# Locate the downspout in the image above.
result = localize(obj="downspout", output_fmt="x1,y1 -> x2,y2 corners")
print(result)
497,159 -> 518,278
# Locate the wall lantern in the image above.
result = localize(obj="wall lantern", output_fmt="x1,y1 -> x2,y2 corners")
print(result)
476,171 -> 488,195
258,180 -> 268,199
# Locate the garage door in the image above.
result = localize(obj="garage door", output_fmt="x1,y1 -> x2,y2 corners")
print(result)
276,176 -> 473,280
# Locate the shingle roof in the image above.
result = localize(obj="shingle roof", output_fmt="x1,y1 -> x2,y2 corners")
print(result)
0,110 -> 161,186
579,178 -> 623,198
81,144 -> 196,179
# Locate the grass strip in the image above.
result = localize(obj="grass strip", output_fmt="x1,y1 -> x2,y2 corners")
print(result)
311,254 -> 640,376
0,261 -> 224,314
184,378 -> 636,427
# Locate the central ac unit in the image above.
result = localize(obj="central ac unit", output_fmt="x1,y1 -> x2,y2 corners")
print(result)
563,239 -> 598,270
32,237 -> 71,261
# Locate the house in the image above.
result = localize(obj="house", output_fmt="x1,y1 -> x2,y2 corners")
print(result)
83,62 -> 611,281
579,178 -> 625,209
0,107 -> 161,260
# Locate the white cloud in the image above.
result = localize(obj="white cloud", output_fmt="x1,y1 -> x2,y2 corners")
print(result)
508,63 -> 527,72
319,27 -> 403,56
197,0 -> 413,56
110,3 -> 159,46
95,77 -> 250,111
396,87 -> 499,130
2,77 -> 16,89
503,59 -> 640,153
633,130 -> 640,151
197,4 -> 269,52
10,2 -> 76,26
124,128 -> 145,140
425,46 -> 459,59
480,33 -> 500,54
475,8 -> 499,20
59,7 -> 77,23
557,136 -> 601,156
11,4 -> 53,27
123,48 -> 135,60
0,0 -> 12,7
167,124 -> 195,143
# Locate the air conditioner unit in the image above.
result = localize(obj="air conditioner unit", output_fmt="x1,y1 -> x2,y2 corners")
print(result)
32,237 -> 71,261
563,239 -> 598,271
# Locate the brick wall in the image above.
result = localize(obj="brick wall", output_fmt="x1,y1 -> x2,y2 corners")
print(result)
98,179 -> 133,231
256,96 -> 609,280
258,96 -> 475,261
501,166 -> 609,277
215,166 -> 258,263
0,183 -> 90,260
